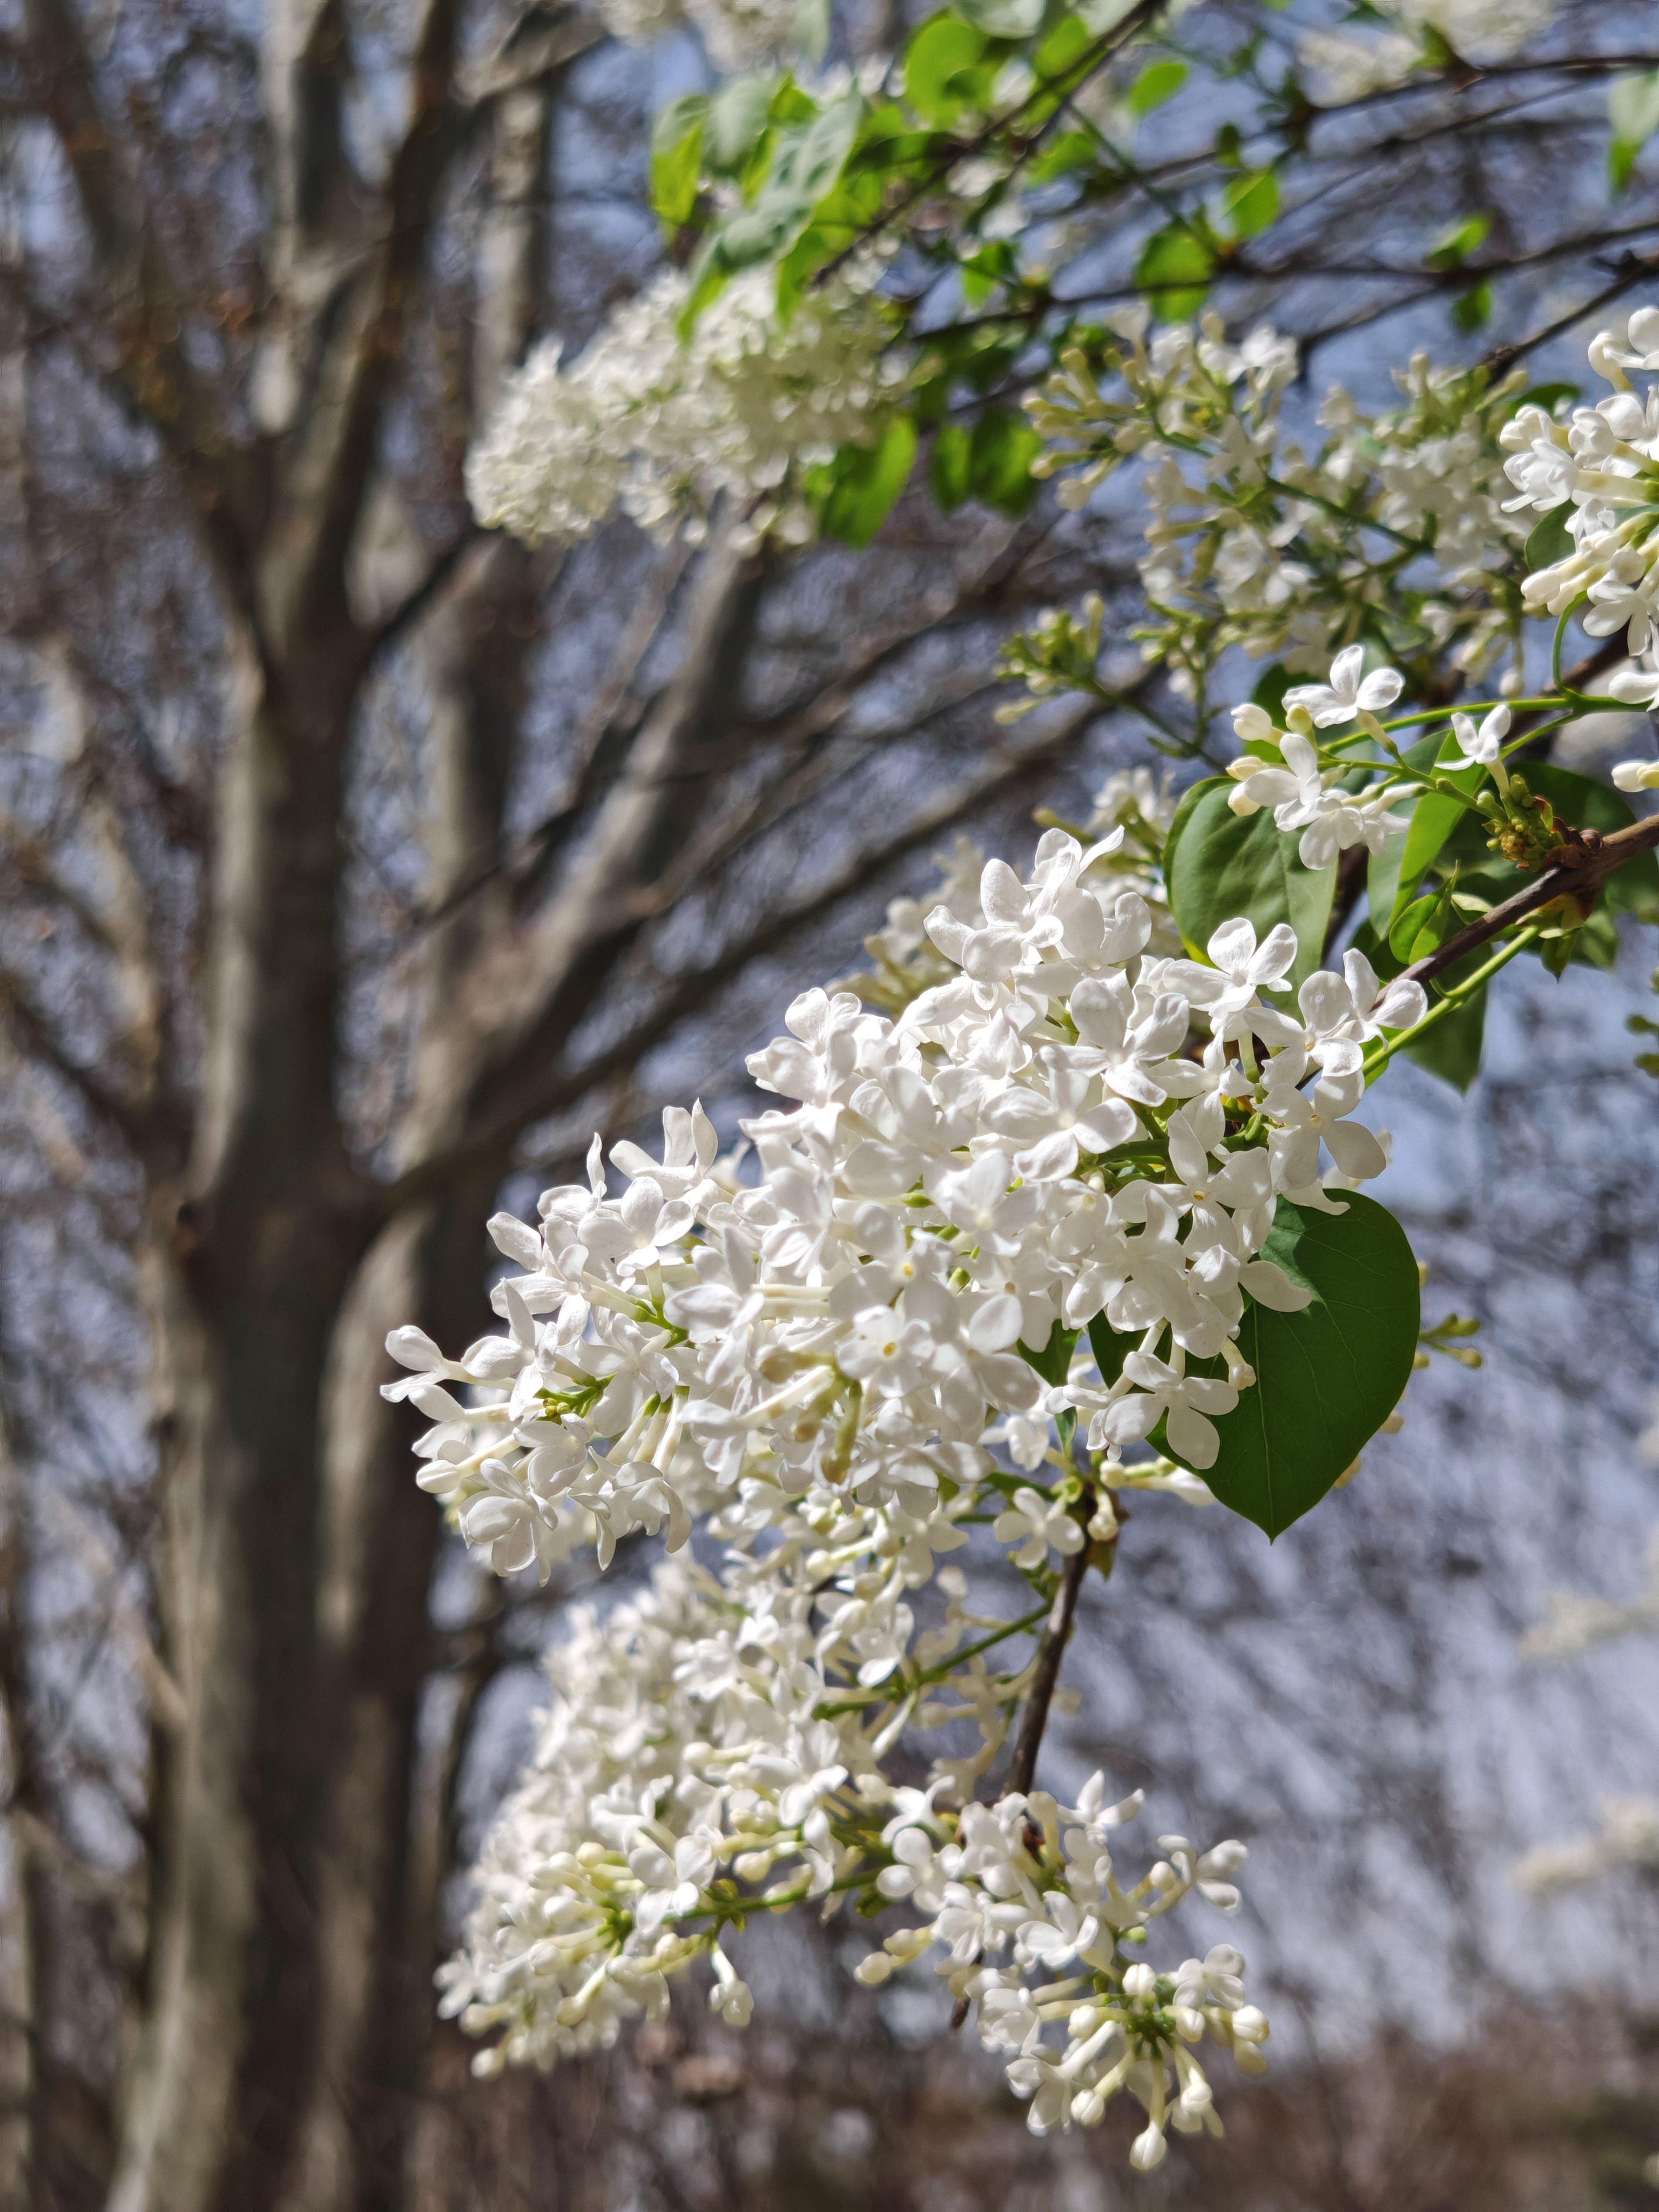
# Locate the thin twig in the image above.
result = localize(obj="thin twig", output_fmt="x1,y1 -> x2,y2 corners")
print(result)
1006,1539 -> 1090,1800
1402,811 -> 1659,989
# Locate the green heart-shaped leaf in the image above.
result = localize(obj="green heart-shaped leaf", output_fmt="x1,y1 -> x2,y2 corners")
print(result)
1201,1193 -> 1420,1539
1164,776 -> 1337,992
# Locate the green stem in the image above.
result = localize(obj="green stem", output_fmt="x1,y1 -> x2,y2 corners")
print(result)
1363,925 -> 1543,1082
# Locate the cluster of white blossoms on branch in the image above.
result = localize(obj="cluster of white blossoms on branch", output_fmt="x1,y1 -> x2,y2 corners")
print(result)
1019,306 -> 1526,709
1298,0 -> 1555,106
390,771 -> 1427,2161
465,257 -> 908,551
597,0 -> 799,71
1502,306 -> 1659,710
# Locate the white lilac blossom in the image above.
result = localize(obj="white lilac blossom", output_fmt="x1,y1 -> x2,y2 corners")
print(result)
441,1539 -> 1271,2162
1298,0 -> 1555,105
387,821 -> 1422,1591
596,0 -> 799,71
1019,309 -> 1526,709
1514,1797 -> 1659,1894
391,806 -> 1431,2162
466,258 -> 908,551
1502,305 -> 1659,706
1224,667 -> 1414,873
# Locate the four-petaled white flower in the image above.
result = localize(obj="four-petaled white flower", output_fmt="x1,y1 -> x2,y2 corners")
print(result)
993,1485 -> 1085,1569
1284,644 -> 1404,726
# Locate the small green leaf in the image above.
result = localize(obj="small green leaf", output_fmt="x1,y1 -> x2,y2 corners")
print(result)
905,12 -> 991,127
809,414 -> 918,547
1222,166 -> 1279,240
1031,12 -> 1091,83
1516,381 -> 1580,415
930,422 -> 973,511
1609,70 -> 1659,195
650,96 -> 707,229
1389,759 -> 1481,933
1387,891 -> 1439,963
1426,211 -> 1492,271
1128,57 -> 1188,116
1134,224 -> 1216,320
967,408 -> 1042,515
1019,1320 -> 1078,1387
1404,981 -> 1486,1091
1027,129 -> 1095,183
1087,1312 -> 1138,1391
1523,503 -> 1574,572
1213,120 -> 1243,168
706,76 -> 775,173
1201,1195 -> 1421,1539
1451,280 -> 1492,334
1164,777 -> 1337,992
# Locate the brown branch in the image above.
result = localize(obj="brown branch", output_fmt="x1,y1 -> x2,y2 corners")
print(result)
18,0 -> 258,607
0,968 -> 146,1143
1402,811 -> 1659,990
1007,1541 -> 1090,1800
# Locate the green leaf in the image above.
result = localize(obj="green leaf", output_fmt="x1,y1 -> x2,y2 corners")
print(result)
706,76 -> 775,173
1451,280 -> 1492,334
1027,128 -> 1095,183
1031,11 -> 1091,83
1222,166 -> 1279,240
808,414 -> 918,547
1528,762 -> 1659,916
1201,1195 -> 1421,1539
1213,120 -> 1243,168
1516,381 -> 1580,415
957,0 -> 1044,37
1019,1320 -> 1078,1387
651,96 -> 707,228
1387,889 -> 1439,962
1164,778 -> 1337,992
967,408 -> 1043,515
1390,790 -> 1464,919
1135,224 -> 1216,320
1404,980 -> 1486,1091
930,422 -> 973,511
1159,773 -> 1211,892
1426,211 -> 1492,271
1250,662 -> 1293,724
1087,1312 -> 1137,1391
905,13 -> 992,127
1523,503 -> 1574,572
1609,70 -> 1659,195
1022,1319 -> 1079,1456
1128,57 -> 1188,116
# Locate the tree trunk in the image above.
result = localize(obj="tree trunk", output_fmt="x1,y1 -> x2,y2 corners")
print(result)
107,673 -> 375,2212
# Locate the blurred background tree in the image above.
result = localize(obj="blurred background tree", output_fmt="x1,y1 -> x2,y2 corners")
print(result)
1,1 -> 1658,2209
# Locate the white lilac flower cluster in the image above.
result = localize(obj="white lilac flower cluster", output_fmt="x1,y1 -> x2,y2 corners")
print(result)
598,0 -> 799,71
391,781 -> 1427,2159
466,257 -> 908,551
1502,306 -> 1659,710
1298,0 -> 1555,106
1021,307 -> 1526,706
437,1546 -> 1264,2171
1514,1796 -> 1659,1894
388,810 -> 1426,1582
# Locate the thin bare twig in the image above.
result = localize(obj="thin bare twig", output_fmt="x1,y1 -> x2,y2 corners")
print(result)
1402,811 -> 1659,989
1007,1540 -> 1090,1800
